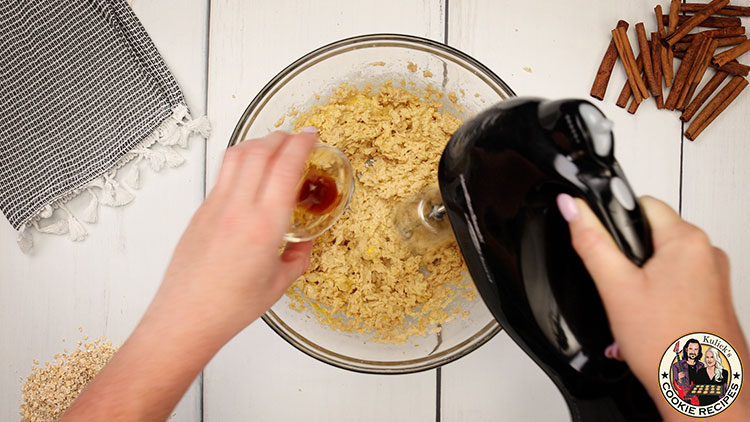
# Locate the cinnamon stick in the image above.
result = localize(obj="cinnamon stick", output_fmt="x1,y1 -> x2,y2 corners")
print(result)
636,23 -> 660,97
663,42 -> 674,87
651,32 -> 665,109
591,20 -> 630,100
675,51 -> 750,76
628,68 -> 647,114
665,35 -> 706,110
612,27 -> 649,102
668,0 -> 681,34
660,14 -> 741,31
663,0 -> 734,46
715,35 -> 747,48
681,26 -> 746,42
655,5 -> 667,37
675,36 -> 748,52
678,38 -> 719,110
681,3 -> 750,16
681,71 -> 729,121
655,6 -> 674,86
616,53 -> 644,108
627,95 -> 642,114
712,39 -> 750,67
685,76 -> 748,140
715,60 -> 750,77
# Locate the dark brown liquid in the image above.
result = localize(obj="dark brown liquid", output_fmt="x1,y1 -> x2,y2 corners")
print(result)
296,169 -> 341,215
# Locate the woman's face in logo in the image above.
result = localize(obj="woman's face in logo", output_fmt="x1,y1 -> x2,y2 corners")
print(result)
705,350 -> 716,368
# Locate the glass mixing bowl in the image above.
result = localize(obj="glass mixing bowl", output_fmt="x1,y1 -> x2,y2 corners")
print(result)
228,34 -> 515,374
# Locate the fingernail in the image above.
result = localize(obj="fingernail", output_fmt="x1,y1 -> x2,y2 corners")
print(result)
556,193 -> 579,222
302,126 -> 318,134
604,342 -> 624,361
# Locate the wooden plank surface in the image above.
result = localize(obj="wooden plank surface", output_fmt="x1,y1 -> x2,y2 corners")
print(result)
679,1 -> 750,346
2,0 -> 749,421
203,1 -> 445,421
0,1 -> 208,421
443,1 -> 683,420
681,83 -> 750,335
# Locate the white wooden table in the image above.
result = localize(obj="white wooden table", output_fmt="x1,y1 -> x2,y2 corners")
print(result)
2,1 -> 749,420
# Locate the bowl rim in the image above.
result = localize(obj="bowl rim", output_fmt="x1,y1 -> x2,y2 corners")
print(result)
227,33 -> 516,148
228,33 -> 515,374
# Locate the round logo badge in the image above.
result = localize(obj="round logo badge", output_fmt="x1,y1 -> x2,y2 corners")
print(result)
659,332 -> 743,418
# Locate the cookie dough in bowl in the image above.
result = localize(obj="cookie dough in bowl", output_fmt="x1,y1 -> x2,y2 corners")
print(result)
228,34 -> 514,373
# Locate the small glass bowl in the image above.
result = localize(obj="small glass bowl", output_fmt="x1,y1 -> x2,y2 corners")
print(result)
227,34 -> 515,374
285,143 -> 354,242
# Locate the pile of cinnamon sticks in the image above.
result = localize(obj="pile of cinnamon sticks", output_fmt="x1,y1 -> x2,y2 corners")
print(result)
590,0 -> 750,141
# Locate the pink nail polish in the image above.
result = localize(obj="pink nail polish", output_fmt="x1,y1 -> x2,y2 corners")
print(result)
604,343 -> 624,361
556,193 -> 579,222
302,126 -> 318,134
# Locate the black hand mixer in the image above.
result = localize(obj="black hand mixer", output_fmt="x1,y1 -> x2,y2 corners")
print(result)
423,97 -> 659,421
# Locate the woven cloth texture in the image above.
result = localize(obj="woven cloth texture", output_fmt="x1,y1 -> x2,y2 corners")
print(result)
0,0 -> 184,229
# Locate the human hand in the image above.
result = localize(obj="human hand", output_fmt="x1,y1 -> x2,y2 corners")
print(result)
557,194 -> 749,419
146,131 -> 317,342
61,132 -> 317,422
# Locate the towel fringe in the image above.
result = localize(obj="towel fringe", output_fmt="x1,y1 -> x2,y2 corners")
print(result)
123,156 -> 143,190
61,204 -> 87,241
33,218 -> 69,235
15,104 -> 210,253
17,224 -> 33,254
81,188 -> 99,223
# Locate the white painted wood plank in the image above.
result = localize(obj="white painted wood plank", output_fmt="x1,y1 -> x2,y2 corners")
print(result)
444,1 -> 682,420
448,0 -> 681,208
441,332 -> 570,421
681,20 -> 750,340
204,321 -> 437,422
0,1 -> 207,421
204,1 -> 445,421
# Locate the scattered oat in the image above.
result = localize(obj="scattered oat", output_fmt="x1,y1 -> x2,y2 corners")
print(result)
447,91 -> 465,112
422,70 -> 433,78
407,61 -> 418,72
370,61 -> 386,66
231,94 -> 236,99
77,327 -> 82,333
274,115 -> 285,128
21,337 -> 117,422
289,83 -> 475,344
459,89 -> 465,97
474,93 -> 480,98
424,84 -> 445,100
523,67 -> 532,73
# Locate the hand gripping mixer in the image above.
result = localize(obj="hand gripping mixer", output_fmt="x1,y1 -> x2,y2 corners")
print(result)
433,97 -> 659,421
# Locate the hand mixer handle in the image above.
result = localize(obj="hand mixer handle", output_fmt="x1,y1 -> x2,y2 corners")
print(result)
541,98 -> 654,266
580,166 -> 654,266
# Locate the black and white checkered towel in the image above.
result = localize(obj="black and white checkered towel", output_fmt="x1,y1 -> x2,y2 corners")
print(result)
0,0 -> 209,253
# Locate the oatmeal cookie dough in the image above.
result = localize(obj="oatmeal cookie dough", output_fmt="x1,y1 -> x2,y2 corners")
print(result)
288,82 -> 476,343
